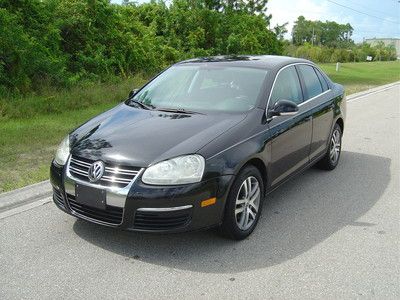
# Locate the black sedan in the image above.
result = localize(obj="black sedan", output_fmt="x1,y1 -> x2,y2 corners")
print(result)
50,55 -> 346,240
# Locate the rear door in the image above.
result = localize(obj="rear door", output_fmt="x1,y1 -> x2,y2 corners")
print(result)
267,66 -> 313,186
296,65 -> 334,161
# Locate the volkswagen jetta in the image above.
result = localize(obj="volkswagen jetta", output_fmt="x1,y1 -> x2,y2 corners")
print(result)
50,55 -> 346,240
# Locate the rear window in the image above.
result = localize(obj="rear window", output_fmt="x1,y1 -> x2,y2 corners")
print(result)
297,65 -> 323,99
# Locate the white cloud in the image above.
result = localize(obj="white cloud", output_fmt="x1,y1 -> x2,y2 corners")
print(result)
268,0 -> 327,31
268,0 -> 356,40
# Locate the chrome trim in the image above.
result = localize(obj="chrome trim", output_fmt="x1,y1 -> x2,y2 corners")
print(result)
70,157 -> 90,167
265,62 -> 331,117
101,175 -> 132,184
105,166 -> 139,175
64,155 -> 145,209
137,205 -> 193,212
66,155 -> 144,196
298,89 -> 331,107
69,166 -> 88,176
65,155 -> 144,225
279,111 -> 298,116
266,89 -> 330,124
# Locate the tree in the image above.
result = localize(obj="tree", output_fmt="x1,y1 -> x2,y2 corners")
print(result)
292,16 -> 354,47
274,22 -> 288,41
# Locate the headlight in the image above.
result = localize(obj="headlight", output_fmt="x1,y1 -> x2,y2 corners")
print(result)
142,154 -> 205,185
54,135 -> 70,166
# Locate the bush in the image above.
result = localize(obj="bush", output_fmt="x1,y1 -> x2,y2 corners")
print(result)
285,42 -> 397,63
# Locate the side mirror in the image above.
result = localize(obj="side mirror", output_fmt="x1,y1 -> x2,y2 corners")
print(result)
128,88 -> 139,98
268,99 -> 299,118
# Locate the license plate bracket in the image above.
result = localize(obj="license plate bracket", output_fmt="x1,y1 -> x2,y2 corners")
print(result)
75,184 -> 106,210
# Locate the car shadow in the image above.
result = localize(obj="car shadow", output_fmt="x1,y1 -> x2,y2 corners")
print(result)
73,151 -> 391,273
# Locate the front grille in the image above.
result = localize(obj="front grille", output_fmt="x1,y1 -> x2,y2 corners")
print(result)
134,209 -> 192,231
67,194 -> 123,225
53,188 -> 65,209
68,155 -> 141,188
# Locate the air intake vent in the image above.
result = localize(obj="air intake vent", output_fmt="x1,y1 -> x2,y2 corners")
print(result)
134,209 -> 192,231
53,188 -> 65,209
67,194 -> 123,225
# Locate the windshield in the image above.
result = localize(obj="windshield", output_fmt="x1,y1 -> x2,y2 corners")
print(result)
131,65 -> 268,113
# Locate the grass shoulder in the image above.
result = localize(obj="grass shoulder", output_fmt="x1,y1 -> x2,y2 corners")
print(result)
320,61 -> 400,95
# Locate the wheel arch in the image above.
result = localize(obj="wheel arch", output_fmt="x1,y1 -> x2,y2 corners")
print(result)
336,117 -> 344,133
239,157 -> 268,191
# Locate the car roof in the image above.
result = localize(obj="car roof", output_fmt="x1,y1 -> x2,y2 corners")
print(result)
175,55 -> 312,70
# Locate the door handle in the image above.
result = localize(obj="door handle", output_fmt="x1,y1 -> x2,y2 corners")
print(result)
305,116 -> 312,121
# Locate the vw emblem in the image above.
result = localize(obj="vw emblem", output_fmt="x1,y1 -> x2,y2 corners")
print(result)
88,161 -> 105,183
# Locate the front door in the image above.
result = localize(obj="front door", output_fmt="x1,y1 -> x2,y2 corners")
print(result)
267,66 -> 313,186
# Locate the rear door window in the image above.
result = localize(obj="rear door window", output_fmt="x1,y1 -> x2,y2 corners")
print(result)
297,65 -> 323,99
269,66 -> 303,106
314,68 -> 329,91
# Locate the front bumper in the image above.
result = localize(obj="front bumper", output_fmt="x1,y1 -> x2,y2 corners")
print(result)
50,161 -> 234,233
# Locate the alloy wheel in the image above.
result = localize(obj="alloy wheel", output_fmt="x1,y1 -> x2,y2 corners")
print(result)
329,128 -> 341,164
235,176 -> 261,231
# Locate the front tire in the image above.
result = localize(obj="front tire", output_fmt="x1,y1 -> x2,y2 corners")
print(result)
219,165 -> 264,240
317,123 -> 342,170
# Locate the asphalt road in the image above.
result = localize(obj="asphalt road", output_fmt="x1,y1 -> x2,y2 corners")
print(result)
1,85 -> 399,299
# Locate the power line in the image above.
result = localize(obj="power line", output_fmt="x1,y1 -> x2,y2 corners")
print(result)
352,27 -> 400,36
341,0 -> 399,19
326,0 -> 399,25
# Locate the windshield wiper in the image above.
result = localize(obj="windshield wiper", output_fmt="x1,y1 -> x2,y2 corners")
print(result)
156,107 -> 204,115
128,99 -> 155,110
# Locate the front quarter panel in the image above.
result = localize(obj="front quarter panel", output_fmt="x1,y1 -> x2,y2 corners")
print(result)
200,108 -> 272,183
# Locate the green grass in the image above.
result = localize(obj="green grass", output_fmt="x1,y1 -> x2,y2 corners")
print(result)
0,61 -> 399,192
0,104 -> 115,192
0,74 -> 147,119
320,61 -> 400,95
0,76 -> 146,193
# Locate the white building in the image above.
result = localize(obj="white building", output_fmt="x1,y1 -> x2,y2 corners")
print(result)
365,38 -> 400,59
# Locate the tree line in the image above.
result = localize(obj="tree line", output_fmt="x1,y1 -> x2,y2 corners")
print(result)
284,42 -> 397,64
0,0 -> 282,93
286,16 -> 397,63
0,1 -> 396,94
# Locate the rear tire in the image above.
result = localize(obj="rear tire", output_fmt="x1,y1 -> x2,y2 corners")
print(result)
219,165 -> 264,240
317,123 -> 342,170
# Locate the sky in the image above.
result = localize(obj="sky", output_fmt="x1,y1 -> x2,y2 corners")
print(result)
267,0 -> 400,42
111,0 -> 400,42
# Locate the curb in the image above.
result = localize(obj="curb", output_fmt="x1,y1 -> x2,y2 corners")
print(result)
0,180 -> 52,212
347,81 -> 399,100
0,81 -> 399,213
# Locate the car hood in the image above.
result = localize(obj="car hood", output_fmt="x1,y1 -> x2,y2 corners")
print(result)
70,103 -> 246,167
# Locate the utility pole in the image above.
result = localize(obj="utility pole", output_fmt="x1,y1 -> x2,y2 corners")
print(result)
312,27 -> 315,46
